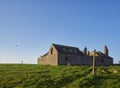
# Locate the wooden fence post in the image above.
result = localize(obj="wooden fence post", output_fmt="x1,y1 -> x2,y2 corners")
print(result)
92,49 -> 96,77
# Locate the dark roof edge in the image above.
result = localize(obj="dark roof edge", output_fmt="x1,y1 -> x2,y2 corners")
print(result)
52,43 -> 79,49
41,52 -> 48,57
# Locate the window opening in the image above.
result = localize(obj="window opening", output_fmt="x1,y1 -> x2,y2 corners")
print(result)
51,48 -> 53,54
101,59 -> 104,63
65,57 -> 68,60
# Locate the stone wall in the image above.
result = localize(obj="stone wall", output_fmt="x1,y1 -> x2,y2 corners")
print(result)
84,56 -> 113,66
83,56 -> 92,65
95,57 -> 113,66
38,44 -> 113,66
58,53 -> 84,65
38,53 -> 113,66
38,45 -> 58,65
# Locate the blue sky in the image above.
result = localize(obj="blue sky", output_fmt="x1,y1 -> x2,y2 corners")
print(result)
0,0 -> 120,64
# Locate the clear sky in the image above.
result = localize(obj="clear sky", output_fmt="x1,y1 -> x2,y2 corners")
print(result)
0,0 -> 120,64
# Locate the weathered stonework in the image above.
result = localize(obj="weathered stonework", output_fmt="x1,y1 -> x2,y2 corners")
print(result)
38,45 -> 58,65
38,44 -> 113,66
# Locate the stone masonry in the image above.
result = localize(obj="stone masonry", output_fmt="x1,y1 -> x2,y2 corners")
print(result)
38,44 -> 113,66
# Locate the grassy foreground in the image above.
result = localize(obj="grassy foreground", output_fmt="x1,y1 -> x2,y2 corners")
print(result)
0,64 -> 120,88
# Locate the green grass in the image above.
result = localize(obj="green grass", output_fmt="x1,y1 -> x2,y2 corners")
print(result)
0,64 -> 120,88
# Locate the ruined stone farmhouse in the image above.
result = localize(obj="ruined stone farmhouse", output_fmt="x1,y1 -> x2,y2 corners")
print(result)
38,44 -> 113,66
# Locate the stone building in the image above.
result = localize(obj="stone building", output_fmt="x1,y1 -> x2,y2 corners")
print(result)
38,44 -> 113,66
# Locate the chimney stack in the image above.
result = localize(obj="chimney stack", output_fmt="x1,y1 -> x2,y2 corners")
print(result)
104,45 -> 108,56
84,47 -> 87,55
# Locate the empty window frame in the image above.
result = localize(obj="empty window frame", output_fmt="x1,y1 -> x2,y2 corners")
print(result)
51,48 -> 53,54
65,57 -> 68,60
101,59 -> 104,63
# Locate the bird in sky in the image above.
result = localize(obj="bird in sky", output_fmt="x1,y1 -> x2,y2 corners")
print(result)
16,44 -> 18,47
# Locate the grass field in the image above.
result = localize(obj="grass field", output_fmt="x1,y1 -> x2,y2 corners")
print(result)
0,64 -> 120,88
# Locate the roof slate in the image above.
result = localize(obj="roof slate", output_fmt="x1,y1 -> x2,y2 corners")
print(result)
52,44 -> 84,55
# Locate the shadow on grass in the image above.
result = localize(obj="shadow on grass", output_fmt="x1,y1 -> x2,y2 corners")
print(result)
78,74 -> 120,88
